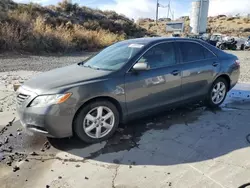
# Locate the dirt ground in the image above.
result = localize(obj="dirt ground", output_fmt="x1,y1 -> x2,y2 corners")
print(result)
0,51 -> 250,188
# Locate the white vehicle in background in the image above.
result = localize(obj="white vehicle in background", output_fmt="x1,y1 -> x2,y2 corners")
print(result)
231,36 -> 247,50
217,35 -> 247,50
244,36 -> 250,50
207,33 -> 225,46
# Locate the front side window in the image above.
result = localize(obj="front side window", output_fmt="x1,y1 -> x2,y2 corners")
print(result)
82,42 -> 144,71
179,42 -> 205,62
138,43 -> 176,69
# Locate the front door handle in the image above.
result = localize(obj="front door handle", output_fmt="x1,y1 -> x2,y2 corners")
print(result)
212,62 -> 219,67
172,70 -> 180,76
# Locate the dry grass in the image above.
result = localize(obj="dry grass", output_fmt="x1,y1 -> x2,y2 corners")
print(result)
0,16 -> 125,53
0,0 -> 146,53
207,16 -> 250,36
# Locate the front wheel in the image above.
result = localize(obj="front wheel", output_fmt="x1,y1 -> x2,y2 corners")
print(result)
206,78 -> 228,108
74,100 -> 119,143
220,44 -> 226,50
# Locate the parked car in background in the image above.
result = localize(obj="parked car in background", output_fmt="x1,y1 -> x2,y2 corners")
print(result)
244,36 -> 250,50
216,38 -> 237,50
186,34 -> 200,39
233,37 -> 247,50
216,36 -> 247,50
16,37 -> 240,143
172,33 -> 181,37
200,33 -> 211,41
208,33 -> 224,46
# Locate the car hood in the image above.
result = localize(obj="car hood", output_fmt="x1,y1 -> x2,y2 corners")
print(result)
23,64 -> 111,94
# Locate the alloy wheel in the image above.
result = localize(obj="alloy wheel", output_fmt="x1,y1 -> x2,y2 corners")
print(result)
83,106 -> 115,139
211,81 -> 226,104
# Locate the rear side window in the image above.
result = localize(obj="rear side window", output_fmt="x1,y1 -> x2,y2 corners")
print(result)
179,42 -> 205,62
204,48 -> 216,59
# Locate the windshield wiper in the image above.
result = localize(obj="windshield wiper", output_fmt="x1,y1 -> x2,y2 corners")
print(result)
83,65 -> 101,70
80,63 -> 113,71
82,64 -> 94,69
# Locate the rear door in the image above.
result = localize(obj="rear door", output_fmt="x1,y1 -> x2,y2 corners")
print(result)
176,41 -> 219,100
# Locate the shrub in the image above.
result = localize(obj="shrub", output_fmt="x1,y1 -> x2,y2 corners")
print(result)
243,18 -> 250,23
227,17 -> 235,21
149,23 -> 154,29
243,28 -> 250,32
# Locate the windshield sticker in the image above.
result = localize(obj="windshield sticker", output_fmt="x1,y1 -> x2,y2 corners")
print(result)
128,44 -> 144,48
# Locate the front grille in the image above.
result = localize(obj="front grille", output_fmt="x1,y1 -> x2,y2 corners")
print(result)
16,93 -> 30,105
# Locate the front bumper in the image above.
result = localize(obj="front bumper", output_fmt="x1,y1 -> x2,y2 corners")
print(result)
16,87 -> 76,138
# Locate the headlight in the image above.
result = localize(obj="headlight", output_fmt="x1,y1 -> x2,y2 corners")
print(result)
29,93 -> 72,107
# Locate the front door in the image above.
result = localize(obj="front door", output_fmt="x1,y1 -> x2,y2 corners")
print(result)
124,42 -> 182,116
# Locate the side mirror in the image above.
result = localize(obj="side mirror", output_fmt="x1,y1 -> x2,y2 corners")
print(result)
132,62 -> 150,71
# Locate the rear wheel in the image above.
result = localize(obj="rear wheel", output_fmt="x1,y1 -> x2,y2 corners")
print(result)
231,44 -> 237,50
206,78 -> 228,108
240,44 -> 245,51
74,100 -> 119,143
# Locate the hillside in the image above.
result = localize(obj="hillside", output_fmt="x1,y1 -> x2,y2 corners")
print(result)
0,0 -> 148,53
138,15 -> 250,37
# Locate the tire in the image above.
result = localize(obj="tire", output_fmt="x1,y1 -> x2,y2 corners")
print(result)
206,77 -> 228,108
219,44 -> 226,50
240,44 -> 245,51
231,44 -> 237,50
74,100 -> 119,143
216,43 -> 221,49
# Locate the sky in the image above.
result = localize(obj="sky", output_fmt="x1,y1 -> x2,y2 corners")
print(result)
13,0 -> 250,20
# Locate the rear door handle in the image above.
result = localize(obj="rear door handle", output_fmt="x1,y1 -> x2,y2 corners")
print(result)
212,62 -> 219,67
171,70 -> 180,76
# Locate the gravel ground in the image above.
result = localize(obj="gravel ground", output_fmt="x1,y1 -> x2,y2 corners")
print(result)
0,52 -> 94,112
0,52 -> 94,72
234,51 -> 250,83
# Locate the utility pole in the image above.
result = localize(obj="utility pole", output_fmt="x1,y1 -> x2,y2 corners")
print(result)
156,0 -> 159,24
167,0 -> 171,19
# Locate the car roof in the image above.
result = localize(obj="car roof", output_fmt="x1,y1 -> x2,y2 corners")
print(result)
122,37 -> 228,58
121,37 -> 202,45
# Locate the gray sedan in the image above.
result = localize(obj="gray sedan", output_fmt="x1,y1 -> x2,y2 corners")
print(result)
16,37 -> 240,143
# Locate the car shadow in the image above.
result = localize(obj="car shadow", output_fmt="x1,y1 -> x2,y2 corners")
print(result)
49,103 -> 203,154
49,85 -> 250,166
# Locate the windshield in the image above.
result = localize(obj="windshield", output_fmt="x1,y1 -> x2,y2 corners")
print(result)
210,35 -> 221,41
82,42 -> 145,71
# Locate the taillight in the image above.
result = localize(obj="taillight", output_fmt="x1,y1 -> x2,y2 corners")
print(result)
235,60 -> 240,66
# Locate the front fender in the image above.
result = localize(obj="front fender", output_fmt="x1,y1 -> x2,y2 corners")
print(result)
65,77 -> 127,123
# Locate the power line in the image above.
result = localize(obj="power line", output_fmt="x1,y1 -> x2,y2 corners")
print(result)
156,0 -> 174,22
